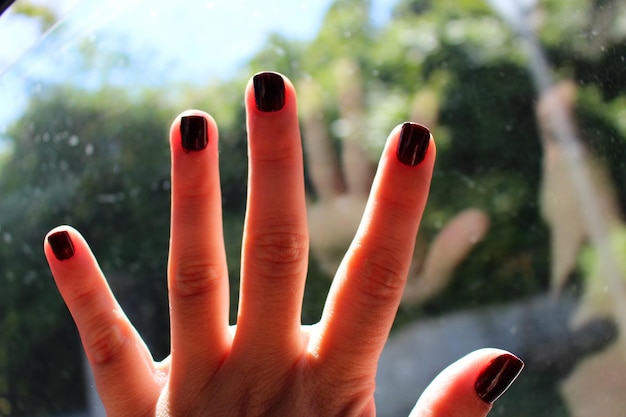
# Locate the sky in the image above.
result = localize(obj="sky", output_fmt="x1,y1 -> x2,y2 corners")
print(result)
0,0 -> 395,81
0,0 -> 395,131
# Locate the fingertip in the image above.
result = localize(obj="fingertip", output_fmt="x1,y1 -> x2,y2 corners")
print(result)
390,122 -> 436,169
411,348 -> 524,417
44,225 -> 81,263
474,350 -> 524,405
245,71 -> 298,115
170,110 -> 218,154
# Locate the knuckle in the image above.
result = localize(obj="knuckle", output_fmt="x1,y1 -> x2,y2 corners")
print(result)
174,260 -> 224,298
62,286 -> 127,365
250,230 -> 308,277
349,250 -> 407,303
83,313 -> 126,365
255,146 -> 299,164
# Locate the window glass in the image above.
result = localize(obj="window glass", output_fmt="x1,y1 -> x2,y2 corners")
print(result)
0,0 -> 625,416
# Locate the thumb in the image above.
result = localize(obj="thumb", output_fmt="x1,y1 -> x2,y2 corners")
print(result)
409,349 -> 524,417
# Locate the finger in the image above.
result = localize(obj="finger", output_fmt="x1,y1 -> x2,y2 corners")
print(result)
403,209 -> 489,304
44,226 -> 159,415
168,111 -> 230,379
299,77 -> 346,200
409,349 -> 524,417
409,87 -> 441,129
314,122 -> 435,377
335,59 -> 376,197
234,72 -> 308,357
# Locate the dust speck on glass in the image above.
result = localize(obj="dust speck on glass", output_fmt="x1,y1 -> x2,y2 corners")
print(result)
0,0 -> 625,416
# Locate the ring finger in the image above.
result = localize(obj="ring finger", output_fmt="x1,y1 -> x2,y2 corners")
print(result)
168,111 -> 230,384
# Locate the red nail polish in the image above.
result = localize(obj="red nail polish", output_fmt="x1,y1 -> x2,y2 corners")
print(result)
180,115 -> 208,152
475,353 -> 524,404
253,72 -> 285,112
48,231 -> 75,261
396,122 -> 430,167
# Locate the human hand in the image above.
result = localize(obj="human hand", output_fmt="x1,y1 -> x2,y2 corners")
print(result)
299,61 -> 490,307
44,72 -> 523,416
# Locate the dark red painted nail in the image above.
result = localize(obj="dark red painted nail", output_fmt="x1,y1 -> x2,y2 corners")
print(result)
396,122 -> 430,167
475,353 -> 524,404
180,115 -> 208,152
253,72 -> 285,112
48,231 -> 75,261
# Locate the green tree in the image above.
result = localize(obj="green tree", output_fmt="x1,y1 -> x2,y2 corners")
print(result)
0,84 -> 174,414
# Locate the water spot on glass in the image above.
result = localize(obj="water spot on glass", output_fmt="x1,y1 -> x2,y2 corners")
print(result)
24,270 -> 37,285
85,144 -> 94,156
3,232 -> 12,244
68,135 -> 80,146
42,132 -> 50,142
509,326 -> 518,335
97,192 -> 126,204
21,243 -> 33,255
344,31 -> 352,38
162,180 -> 171,191
469,234 -> 480,244
59,160 -> 69,171
39,163 -> 48,172
331,118 -> 353,138
461,175 -> 476,189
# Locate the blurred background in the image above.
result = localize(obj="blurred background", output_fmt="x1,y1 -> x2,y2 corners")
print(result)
0,0 -> 625,415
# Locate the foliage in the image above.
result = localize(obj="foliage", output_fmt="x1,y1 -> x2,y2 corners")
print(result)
0,85 -> 174,414
10,1 -> 57,31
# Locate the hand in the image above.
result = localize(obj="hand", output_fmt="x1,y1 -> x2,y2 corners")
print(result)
44,72 -> 523,416
299,62 -> 490,307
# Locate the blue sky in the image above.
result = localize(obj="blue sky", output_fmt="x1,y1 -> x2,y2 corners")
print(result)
1,0 -> 395,81
0,0 -> 395,132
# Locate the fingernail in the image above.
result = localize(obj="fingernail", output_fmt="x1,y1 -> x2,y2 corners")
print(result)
396,122 -> 430,167
48,231 -> 75,261
475,353 -> 524,404
253,72 -> 285,112
180,115 -> 208,152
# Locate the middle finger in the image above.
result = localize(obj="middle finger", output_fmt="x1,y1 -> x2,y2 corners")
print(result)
233,72 -> 309,359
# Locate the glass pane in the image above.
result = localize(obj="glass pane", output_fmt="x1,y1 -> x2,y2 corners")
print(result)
1,0 -> 625,416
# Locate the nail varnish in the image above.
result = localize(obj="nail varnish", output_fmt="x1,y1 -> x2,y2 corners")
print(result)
396,122 -> 430,167
475,353 -> 524,404
253,72 -> 285,112
180,115 -> 208,152
48,231 -> 75,261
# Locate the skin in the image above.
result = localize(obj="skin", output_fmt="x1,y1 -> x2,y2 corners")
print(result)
44,72 -> 518,417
